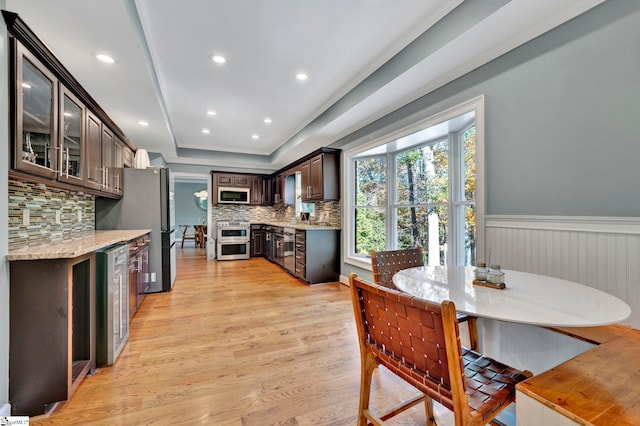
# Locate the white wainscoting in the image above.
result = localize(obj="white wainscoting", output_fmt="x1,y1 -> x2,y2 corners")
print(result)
486,215 -> 640,329
516,391 -> 580,426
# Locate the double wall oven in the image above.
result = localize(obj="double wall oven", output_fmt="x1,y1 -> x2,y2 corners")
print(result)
216,221 -> 250,260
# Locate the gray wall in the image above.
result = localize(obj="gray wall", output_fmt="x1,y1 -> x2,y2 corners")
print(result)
1,0 -> 10,410
175,182 -> 208,239
335,0 -> 640,217
335,0 -> 640,275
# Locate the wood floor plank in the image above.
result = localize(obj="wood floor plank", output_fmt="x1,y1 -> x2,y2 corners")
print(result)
30,250 -> 451,425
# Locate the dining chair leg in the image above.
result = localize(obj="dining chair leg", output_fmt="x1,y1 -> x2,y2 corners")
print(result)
425,397 -> 436,426
467,317 -> 479,351
357,351 -> 377,426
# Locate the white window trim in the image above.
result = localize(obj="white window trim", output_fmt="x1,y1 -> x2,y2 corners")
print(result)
342,95 -> 485,271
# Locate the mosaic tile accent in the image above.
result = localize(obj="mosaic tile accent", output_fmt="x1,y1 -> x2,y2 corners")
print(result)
8,179 -> 95,249
211,200 -> 341,227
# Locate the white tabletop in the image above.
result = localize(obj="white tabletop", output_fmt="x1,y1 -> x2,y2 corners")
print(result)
392,266 -> 631,327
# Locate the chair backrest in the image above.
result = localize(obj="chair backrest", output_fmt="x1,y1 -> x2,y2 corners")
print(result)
349,273 -> 468,416
370,248 -> 424,289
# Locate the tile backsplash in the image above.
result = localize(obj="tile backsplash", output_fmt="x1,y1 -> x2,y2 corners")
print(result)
211,200 -> 341,227
8,179 -> 95,249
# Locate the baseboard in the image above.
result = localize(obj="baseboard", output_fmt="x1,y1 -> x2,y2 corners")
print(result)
0,402 -> 11,416
339,274 -> 349,286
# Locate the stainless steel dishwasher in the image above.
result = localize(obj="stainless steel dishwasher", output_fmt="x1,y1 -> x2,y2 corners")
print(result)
95,243 -> 129,367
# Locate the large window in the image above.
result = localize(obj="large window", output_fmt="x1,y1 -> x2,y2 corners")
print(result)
346,97 -> 484,269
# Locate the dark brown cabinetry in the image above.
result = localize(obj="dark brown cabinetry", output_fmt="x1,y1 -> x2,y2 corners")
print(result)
300,152 -> 340,201
260,225 -> 339,284
5,11 -> 133,198
85,112 -> 102,190
273,173 -> 284,204
216,173 -> 251,188
84,113 -> 123,196
113,138 -> 125,194
101,126 -> 114,192
262,176 -> 273,205
250,225 -> 264,257
123,145 -> 134,168
59,87 -> 85,186
100,128 -> 123,196
12,41 -> 59,179
9,253 -> 95,416
250,176 -> 263,205
211,172 -> 271,206
294,231 -> 306,279
294,229 -> 340,284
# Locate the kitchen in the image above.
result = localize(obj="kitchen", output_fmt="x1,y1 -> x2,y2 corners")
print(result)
2,1 -> 640,424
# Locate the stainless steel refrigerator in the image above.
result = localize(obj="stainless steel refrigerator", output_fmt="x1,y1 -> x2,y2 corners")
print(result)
96,167 -> 176,292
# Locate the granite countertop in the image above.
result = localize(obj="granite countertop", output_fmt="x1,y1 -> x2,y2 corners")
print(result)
254,221 -> 341,231
8,229 -> 152,261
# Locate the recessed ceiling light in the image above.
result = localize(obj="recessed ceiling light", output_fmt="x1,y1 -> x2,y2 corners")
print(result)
21,82 -> 31,89
263,118 -> 272,124
295,72 -> 309,81
96,54 -> 115,64
206,110 -> 217,116
202,129 -> 210,134
138,120 -> 149,126
210,55 -> 226,64
252,134 -> 259,140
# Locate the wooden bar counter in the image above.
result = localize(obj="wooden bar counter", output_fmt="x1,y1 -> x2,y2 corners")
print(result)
517,325 -> 640,425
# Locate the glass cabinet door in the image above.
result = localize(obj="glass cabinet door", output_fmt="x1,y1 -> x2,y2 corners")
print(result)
59,88 -> 84,185
15,42 -> 58,178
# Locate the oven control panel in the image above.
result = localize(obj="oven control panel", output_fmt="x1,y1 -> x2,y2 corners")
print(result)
216,221 -> 250,228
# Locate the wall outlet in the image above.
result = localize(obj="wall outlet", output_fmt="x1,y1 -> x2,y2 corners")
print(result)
150,272 -> 157,282
22,209 -> 30,226
77,210 -> 82,223
55,210 -> 62,224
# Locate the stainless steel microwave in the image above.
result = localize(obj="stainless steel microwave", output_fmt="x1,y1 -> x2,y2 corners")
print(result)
218,187 -> 250,204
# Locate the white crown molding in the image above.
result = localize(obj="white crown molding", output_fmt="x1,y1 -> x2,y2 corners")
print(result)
486,215 -> 640,235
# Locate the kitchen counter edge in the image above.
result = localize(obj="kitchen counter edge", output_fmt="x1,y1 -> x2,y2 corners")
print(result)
252,222 -> 341,231
7,229 -> 152,261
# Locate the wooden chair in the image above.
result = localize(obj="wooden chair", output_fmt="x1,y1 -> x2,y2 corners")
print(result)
349,273 -> 532,426
180,225 -> 198,248
194,225 -> 207,249
370,248 -> 480,351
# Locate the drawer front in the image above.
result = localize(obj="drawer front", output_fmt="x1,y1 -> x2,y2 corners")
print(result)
295,264 -> 306,279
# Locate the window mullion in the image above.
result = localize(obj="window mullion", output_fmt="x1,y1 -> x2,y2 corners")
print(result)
387,151 -> 396,250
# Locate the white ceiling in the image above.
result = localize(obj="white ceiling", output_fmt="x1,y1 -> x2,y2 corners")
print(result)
5,0 -> 606,173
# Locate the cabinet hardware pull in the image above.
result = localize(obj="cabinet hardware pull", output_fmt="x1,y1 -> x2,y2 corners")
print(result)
56,146 -> 62,176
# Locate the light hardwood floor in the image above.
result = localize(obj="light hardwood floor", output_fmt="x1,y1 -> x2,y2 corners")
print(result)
32,249 -> 447,425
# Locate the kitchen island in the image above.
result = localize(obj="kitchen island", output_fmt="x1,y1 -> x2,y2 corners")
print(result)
8,229 -> 150,417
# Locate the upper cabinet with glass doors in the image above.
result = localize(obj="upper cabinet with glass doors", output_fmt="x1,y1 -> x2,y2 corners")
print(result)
5,9 -> 134,199
14,42 -> 59,179
59,87 -> 85,186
